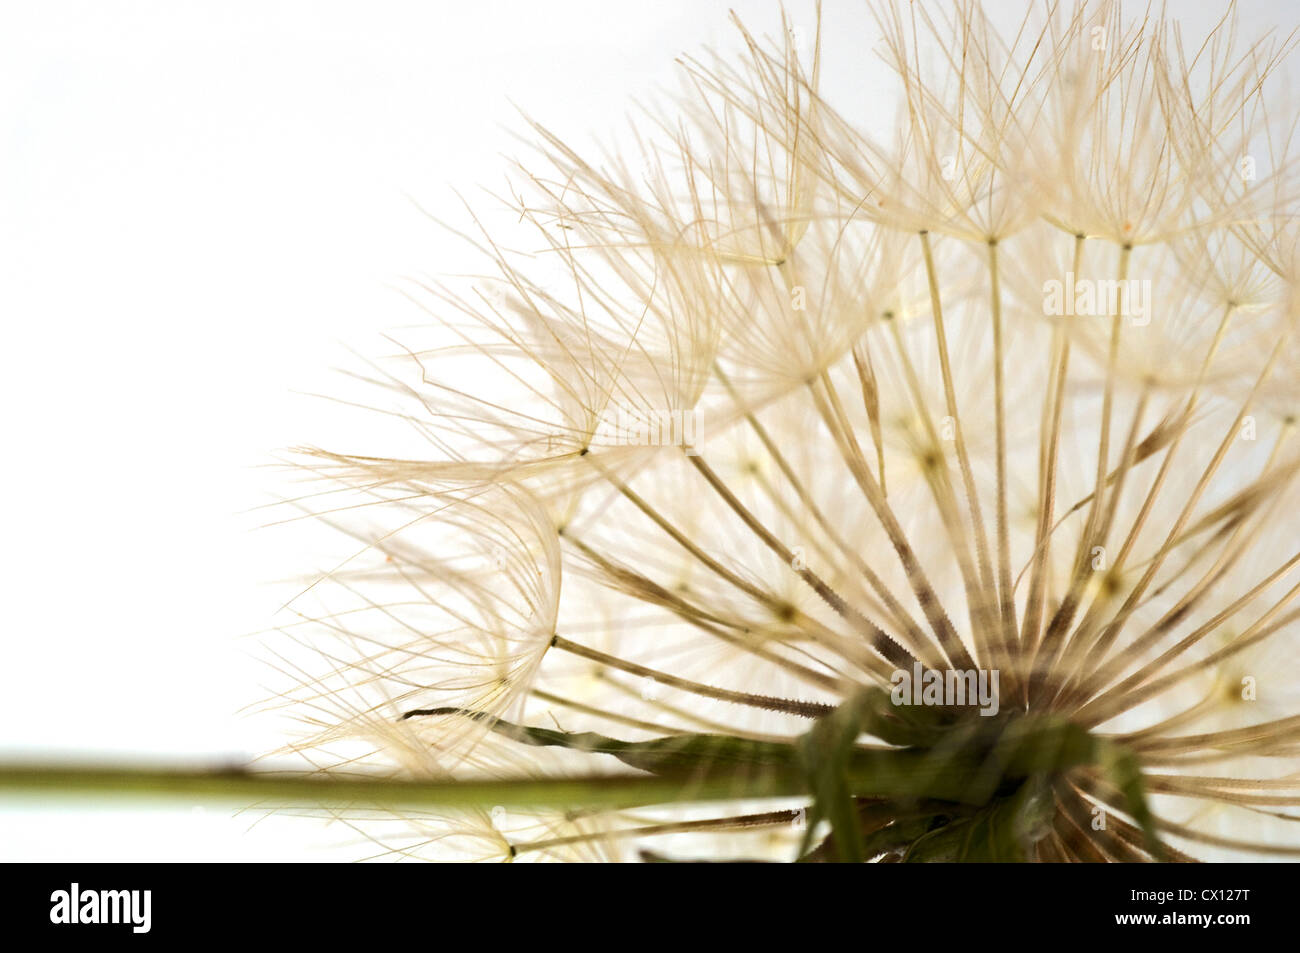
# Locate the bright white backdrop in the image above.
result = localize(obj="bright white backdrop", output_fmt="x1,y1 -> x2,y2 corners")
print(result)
0,0 -> 1291,860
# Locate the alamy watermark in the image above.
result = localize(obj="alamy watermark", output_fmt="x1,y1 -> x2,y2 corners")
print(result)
598,407 -> 698,454
50,883 -> 151,934
1043,272 -> 1152,326
890,663 -> 1000,716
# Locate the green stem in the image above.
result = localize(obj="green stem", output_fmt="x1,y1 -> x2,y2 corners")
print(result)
0,763 -> 807,810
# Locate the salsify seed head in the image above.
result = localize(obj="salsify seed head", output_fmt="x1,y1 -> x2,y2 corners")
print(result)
271,1 -> 1300,862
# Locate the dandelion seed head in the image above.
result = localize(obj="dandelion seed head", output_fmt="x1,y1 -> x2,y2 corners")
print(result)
272,1 -> 1300,861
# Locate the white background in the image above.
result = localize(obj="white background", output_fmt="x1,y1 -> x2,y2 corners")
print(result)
0,0 -> 1291,860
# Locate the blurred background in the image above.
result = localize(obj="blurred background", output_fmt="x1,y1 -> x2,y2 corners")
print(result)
0,0 -> 1291,860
